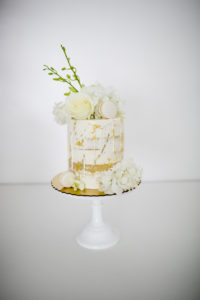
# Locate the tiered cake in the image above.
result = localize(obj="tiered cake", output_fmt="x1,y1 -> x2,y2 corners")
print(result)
68,118 -> 124,189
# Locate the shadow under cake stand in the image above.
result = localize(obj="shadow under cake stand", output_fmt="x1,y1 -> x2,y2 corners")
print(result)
51,173 -> 139,250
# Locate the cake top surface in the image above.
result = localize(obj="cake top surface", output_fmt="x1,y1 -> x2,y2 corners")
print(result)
69,116 -> 123,123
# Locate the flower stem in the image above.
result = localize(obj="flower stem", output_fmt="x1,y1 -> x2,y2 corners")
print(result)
61,45 -> 83,88
44,65 -> 79,92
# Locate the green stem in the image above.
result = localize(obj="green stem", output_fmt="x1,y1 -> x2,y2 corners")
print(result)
44,65 -> 78,92
61,45 -> 83,88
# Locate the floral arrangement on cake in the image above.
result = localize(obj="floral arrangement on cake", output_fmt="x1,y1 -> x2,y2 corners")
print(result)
43,45 -> 142,194
98,159 -> 142,194
43,45 -> 123,124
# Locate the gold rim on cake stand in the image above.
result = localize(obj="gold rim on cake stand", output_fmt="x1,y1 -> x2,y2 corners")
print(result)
51,172 -> 141,197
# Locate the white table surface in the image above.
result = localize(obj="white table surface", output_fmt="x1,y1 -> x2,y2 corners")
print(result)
0,182 -> 199,300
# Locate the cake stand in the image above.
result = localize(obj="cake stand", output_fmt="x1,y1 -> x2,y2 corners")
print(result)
51,173 -> 139,250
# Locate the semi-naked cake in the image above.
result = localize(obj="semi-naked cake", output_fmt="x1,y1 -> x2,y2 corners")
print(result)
68,117 -> 124,189
44,45 -> 141,194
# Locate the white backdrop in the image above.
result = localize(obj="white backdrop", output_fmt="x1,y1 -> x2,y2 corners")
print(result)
0,0 -> 199,183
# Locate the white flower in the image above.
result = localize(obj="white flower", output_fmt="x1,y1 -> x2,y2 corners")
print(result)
72,179 -> 85,191
66,92 -> 94,119
52,83 -> 124,124
98,159 -> 142,194
53,101 -> 68,125
59,171 -> 75,187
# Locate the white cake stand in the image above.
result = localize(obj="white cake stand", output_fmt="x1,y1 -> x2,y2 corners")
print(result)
75,196 -> 119,250
51,173 -> 139,250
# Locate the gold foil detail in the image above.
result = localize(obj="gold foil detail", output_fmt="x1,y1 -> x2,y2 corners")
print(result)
91,124 -> 101,133
94,133 -> 110,164
76,139 -> 84,146
69,159 -> 116,172
120,134 -> 124,143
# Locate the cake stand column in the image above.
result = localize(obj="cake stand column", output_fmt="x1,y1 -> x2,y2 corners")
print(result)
76,197 -> 120,250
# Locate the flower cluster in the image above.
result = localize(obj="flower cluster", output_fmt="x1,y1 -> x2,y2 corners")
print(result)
53,83 -> 124,124
98,159 -> 142,194
59,171 -> 85,191
44,45 -> 124,123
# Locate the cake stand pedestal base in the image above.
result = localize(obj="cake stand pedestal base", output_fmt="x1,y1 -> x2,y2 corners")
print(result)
51,173 -> 140,250
76,198 -> 119,250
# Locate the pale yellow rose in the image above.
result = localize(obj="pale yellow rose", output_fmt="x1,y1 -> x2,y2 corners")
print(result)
66,92 -> 94,119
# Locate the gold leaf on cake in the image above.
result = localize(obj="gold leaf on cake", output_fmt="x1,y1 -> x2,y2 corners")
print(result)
94,133 -> 110,164
68,159 -> 116,173
76,139 -> 84,146
91,124 -> 101,133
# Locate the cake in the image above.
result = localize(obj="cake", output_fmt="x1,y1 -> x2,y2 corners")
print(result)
44,45 -> 142,194
68,117 -> 124,190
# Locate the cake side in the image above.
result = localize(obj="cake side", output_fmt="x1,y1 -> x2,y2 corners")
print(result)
68,117 -> 124,189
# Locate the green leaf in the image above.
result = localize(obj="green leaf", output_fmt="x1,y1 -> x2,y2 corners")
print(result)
66,74 -> 71,79
48,73 -> 53,75
64,92 -> 71,96
61,67 -> 66,71
69,86 -> 78,93
53,78 -> 60,81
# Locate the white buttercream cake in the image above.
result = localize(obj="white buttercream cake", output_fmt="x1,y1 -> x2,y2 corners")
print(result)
68,117 -> 124,189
